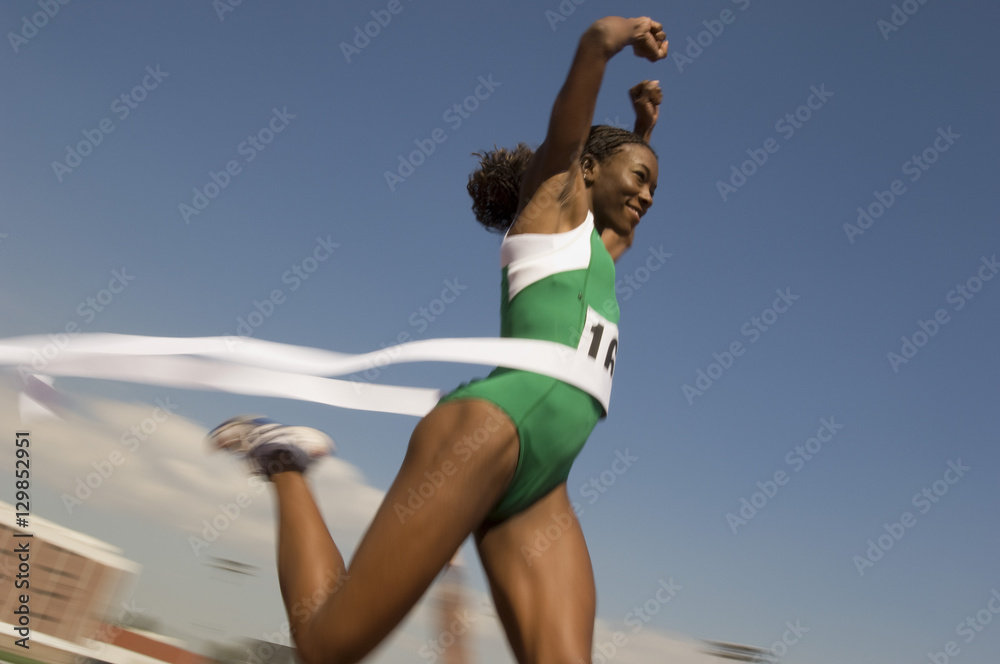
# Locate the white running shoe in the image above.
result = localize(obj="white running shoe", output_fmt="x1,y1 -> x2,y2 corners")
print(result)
206,415 -> 335,478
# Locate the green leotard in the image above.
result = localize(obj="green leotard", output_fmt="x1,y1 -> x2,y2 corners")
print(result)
438,212 -> 619,523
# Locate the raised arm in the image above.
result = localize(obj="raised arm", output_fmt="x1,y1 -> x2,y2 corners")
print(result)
596,80 -> 663,262
630,79 -> 663,144
518,17 -> 667,209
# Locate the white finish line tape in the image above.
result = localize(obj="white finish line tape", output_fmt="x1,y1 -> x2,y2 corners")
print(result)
0,333 -> 614,416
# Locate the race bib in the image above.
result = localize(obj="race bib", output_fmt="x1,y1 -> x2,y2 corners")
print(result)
577,306 -> 619,380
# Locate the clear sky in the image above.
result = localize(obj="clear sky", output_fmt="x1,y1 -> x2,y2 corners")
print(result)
1,1 -> 999,663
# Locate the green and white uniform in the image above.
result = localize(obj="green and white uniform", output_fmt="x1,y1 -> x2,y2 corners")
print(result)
439,211 -> 620,523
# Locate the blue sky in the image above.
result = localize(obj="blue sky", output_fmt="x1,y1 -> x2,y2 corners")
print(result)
2,1 -> 999,663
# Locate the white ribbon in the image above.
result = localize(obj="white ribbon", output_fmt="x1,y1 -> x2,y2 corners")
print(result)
0,333 -> 613,417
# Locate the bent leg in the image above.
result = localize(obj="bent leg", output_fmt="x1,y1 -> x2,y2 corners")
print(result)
273,398 -> 518,664
476,483 -> 596,664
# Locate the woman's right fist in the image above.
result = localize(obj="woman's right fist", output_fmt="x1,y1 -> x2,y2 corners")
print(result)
630,18 -> 668,61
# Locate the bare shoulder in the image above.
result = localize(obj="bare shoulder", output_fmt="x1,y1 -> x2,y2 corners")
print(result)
507,163 -> 589,237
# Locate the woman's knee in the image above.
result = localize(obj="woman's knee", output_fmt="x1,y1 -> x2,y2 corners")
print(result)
294,617 -> 376,664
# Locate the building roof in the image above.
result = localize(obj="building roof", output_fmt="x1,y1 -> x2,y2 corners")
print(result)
0,500 -> 141,574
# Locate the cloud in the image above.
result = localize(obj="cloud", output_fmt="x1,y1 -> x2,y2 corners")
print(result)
365,596 -> 731,664
0,382 -> 386,563
0,381 -> 730,663
590,618 -> 735,664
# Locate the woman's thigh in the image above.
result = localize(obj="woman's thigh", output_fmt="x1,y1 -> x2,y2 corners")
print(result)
475,483 -> 596,664
305,398 -> 520,662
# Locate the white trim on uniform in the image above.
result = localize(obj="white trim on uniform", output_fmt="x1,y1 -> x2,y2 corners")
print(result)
501,211 -> 594,302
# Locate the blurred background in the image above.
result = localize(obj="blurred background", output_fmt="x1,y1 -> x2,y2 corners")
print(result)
1,1 -> 998,663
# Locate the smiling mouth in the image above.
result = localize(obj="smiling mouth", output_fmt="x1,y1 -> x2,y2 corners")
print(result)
627,206 -> 642,225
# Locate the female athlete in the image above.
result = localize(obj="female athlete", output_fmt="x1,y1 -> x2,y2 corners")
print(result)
209,16 -> 667,664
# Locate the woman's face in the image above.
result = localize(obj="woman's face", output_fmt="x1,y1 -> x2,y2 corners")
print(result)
587,144 -> 659,236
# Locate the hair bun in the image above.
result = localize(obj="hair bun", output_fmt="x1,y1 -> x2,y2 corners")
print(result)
467,144 -> 534,233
